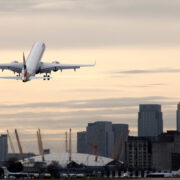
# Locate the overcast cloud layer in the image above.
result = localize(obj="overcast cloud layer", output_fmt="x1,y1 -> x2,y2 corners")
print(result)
0,0 -> 179,49
0,96 -> 177,153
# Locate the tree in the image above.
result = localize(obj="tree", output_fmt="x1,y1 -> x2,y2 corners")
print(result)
47,161 -> 61,178
5,157 -> 23,172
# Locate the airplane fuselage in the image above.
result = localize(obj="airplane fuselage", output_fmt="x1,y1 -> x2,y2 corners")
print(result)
22,42 -> 45,82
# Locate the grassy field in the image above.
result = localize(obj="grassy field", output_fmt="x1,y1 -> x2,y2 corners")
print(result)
38,178 -> 180,180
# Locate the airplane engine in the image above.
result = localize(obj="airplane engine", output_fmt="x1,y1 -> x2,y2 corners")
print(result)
53,67 -> 58,72
52,61 -> 60,72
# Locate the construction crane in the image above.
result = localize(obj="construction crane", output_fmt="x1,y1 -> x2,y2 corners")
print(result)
65,131 -> 68,153
37,130 -> 42,159
112,130 -> 124,160
37,129 -> 45,161
95,129 -> 103,162
119,130 -> 129,161
15,129 -> 24,161
69,128 -> 72,162
37,130 -> 41,155
91,134 -> 97,155
7,130 -> 16,155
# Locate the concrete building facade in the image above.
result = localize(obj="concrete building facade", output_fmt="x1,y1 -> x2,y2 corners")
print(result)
138,104 -> 163,137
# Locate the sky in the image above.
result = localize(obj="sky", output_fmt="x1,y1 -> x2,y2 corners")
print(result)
0,0 -> 180,154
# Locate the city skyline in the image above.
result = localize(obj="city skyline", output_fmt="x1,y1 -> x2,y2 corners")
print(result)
0,0 -> 180,153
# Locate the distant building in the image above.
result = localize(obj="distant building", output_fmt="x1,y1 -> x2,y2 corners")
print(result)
112,124 -> 128,162
177,103 -> 180,132
127,136 -> 152,170
152,131 -> 180,171
0,134 -> 8,161
77,131 -> 87,154
138,104 -> 163,137
43,149 -> 50,155
77,121 -> 129,160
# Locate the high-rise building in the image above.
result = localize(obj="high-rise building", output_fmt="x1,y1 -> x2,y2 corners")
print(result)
0,134 -> 8,161
177,103 -> 180,132
112,124 -> 128,161
86,121 -> 114,158
138,104 -> 163,137
77,121 -> 129,160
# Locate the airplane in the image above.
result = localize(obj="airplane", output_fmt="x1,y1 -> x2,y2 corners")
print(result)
0,41 -> 95,82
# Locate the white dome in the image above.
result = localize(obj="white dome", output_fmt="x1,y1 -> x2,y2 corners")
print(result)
27,152 -> 113,168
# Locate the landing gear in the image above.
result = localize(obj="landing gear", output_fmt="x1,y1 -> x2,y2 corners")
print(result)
47,75 -> 50,80
43,74 -> 50,80
16,73 -> 20,80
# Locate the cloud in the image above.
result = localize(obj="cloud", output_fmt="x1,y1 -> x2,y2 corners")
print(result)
0,96 -> 174,109
135,83 -> 166,88
115,69 -> 180,74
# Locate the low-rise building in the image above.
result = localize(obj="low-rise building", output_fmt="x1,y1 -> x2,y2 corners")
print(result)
127,136 -> 151,170
152,131 -> 180,171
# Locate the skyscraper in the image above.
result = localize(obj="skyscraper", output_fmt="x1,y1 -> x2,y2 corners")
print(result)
86,121 -> 114,158
177,103 -> 180,132
0,134 -> 8,161
77,121 -> 129,160
138,104 -> 163,137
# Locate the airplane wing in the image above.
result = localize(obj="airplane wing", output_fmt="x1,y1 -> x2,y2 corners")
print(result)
0,76 -> 22,80
0,76 -> 51,80
0,61 -> 23,74
39,61 -> 95,74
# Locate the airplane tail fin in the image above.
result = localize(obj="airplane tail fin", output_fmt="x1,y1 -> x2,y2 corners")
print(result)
23,52 -> 27,70
22,52 -> 29,81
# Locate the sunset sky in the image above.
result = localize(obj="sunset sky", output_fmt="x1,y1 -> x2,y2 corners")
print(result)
0,0 -> 180,153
